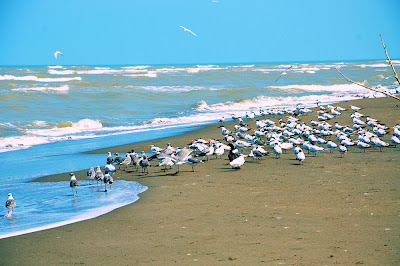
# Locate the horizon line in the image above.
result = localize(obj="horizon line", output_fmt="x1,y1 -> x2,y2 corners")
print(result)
0,58 -> 396,67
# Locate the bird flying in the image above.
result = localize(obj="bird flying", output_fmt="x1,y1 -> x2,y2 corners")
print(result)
54,51 -> 63,60
179,26 -> 197,36
275,66 -> 292,82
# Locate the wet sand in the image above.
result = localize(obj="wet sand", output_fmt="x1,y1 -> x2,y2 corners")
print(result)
1,96 -> 399,265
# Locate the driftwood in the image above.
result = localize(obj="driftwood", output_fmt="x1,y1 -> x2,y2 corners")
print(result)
274,65 -> 292,82
380,34 -> 400,86
335,67 -> 400,101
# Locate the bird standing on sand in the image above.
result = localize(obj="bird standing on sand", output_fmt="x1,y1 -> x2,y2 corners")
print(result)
106,152 -> 115,164
339,145 -> 347,158
187,156 -> 203,171
105,162 -> 116,174
390,134 -> 400,147
296,148 -> 306,165
230,154 -> 245,169
119,153 -> 132,168
86,167 -> 95,185
179,26 -> 197,36
70,173 -> 79,196
139,154 -> 150,174
95,166 -> 104,186
5,193 -> 16,217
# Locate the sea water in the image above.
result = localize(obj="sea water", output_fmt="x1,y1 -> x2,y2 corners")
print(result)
0,60 -> 399,238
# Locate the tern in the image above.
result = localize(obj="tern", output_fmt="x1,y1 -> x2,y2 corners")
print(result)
179,26 -> 197,36
54,51 -> 63,60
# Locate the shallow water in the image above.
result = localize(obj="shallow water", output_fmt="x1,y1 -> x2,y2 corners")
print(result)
0,181 -> 147,239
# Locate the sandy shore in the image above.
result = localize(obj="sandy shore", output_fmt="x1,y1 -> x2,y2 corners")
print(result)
1,96 -> 399,265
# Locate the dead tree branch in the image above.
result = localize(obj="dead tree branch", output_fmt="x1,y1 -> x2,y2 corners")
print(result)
335,67 -> 400,101
380,34 -> 400,85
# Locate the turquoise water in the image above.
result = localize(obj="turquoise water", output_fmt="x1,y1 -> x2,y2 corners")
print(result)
0,60 -> 398,238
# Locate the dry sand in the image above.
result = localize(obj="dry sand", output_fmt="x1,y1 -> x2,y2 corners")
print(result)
1,97 -> 399,265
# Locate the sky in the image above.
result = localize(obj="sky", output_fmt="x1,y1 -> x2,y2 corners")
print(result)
0,0 -> 399,66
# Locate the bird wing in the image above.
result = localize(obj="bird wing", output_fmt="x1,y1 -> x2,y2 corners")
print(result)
179,26 -> 196,36
274,66 -> 292,82
175,148 -> 193,161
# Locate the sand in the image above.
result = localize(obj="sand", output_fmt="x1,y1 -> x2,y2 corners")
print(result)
1,96 -> 399,265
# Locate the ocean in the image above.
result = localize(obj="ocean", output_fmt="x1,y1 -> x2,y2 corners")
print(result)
1,60 -> 399,238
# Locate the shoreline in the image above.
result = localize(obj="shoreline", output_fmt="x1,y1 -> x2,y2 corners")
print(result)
1,96 -> 399,264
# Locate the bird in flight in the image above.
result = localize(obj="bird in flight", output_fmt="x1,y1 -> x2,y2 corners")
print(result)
179,26 -> 197,36
274,65 -> 292,82
54,51 -> 63,60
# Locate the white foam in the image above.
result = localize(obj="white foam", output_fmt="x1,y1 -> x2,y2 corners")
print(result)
358,63 -> 390,68
0,75 -> 81,82
269,83 -> 367,93
48,66 -> 63,69
126,72 -> 157,78
76,69 -> 123,75
48,69 -> 75,75
12,85 -> 70,93
26,118 -> 103,137
121,65 -> 150,70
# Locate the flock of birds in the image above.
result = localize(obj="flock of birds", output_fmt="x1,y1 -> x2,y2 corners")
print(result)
5,103 -> 400,216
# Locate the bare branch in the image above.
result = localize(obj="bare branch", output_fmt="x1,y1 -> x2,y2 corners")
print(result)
335,67 -> 400,101
380,34 -> 400,85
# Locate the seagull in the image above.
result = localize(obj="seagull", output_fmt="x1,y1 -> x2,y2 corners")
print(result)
95,166 -> 104,186
187,156 -> 203,171
54,51 -> 63,59
69,173 -> 79,196
118,153 -> 131,169
86,167 -> 95,185
106,152 -> 115,164
138,154 -> 150,174
105,162 -> 116,174
5,193 -> 16,217
179,26 -> 197,36
275,66 -> 292,82
103,173 -> 114,192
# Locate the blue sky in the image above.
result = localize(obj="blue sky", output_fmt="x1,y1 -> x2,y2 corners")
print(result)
0,0 -> 399,65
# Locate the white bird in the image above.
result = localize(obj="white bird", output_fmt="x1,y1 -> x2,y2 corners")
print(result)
119,153 -> 132,168
339,145 -> 347,157
357,141 -> 370,152
391,134 -> 400,147
69,173 -> 79,196
326,140 -> 338,153
54,51 -> 63,59
309,144 -> 325,156
105,162 -> 116,174
230,154 -> 245,169
273,144 -> 283,159
179,26 -> 197,36
5,193 -> 16,217
296,149 -> 306,164
350,105 -> 361,111
86,167 -> 95,185
103,173 -> 114,192
95,166 -> 104,186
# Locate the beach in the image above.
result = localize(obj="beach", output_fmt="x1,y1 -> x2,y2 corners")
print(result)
1,96 -> 399,265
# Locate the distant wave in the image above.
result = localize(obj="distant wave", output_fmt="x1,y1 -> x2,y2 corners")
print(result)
0,75 -> 81,82
269,83 -> 367,93
12,84 -> 70,92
